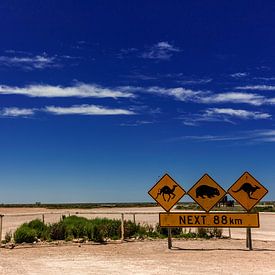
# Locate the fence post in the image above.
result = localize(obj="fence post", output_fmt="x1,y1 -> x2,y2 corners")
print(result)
42,214 -> 45,224
0,215 -> 3,244
133,213 -> 136,224
121,213 -> 125,242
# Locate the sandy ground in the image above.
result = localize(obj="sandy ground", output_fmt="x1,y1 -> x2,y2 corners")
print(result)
1,207 -> 275,274
1,239 -> 275,274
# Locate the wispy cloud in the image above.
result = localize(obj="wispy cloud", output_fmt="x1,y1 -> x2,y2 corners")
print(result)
0,105 -> 136,118
0,83 -> 134,98
178,78 -> 212,85
141,41 -> 180,60
0,52 -> 59,70
0,107 -> 35,117
236,85 -> 275,91
253,77 -> 275,81
201,92 -> 266,105
230,72 -> 248,78
44,105 -> 135,116
169,130 -> 275,143
118,42 -> 181,60
181,108 -> 270,126
145,86 -> 269,105
120,120 -> 153,127
206,108 -> 271,119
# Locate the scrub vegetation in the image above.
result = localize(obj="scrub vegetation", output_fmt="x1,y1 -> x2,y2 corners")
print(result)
10,216 -> 223,244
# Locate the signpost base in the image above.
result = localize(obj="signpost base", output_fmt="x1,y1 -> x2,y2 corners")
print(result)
246,228 -> 253,250
168,228 -> 172,249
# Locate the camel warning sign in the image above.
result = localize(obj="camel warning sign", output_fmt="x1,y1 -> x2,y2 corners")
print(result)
228,171 -> 268,211
159,212 -> 259,228
148,173 -> 186,212
188,174 -> 226,212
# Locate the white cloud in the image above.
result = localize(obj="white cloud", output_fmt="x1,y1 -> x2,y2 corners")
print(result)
236,85 -> 275,91
0,107 -> 35,117
141,41 -> 180,60
201,92 -> 266,106
0,53 -> 58,70
180,108 -> 270,126
145,86 -> 269,105
44,105 -> 135,116
147,86 -> 204,101
205,108 -> 271,119
120,120 -> 153,127
230,72 -> 248,78
178,78 -> 212,85
0,83 -> 134,98
253,77 -> 275,81
169,130 -> 275,143
0,105 -> 136,118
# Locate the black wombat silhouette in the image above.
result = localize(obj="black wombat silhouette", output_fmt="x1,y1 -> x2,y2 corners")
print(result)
232,183 -> 260,200
196,185 -> 220,199
156,185 -> 177,202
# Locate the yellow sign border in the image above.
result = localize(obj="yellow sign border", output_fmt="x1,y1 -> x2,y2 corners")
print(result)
159,212 -> 259,228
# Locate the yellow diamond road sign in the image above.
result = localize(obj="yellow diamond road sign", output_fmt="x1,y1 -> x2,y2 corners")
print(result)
228,171 -> 268,211
188,174 -> 226,212
148,173 -> 186,212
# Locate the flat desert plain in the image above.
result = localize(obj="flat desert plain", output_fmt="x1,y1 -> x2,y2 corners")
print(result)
1,207 -> 275,274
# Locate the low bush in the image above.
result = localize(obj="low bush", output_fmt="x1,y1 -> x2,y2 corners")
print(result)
13,219 -> 50,243
197,227 -> 222,238
14,224 -> 37,243
4,231 -> 12,243
12,216 -> 224,244
28,219 -> 49,240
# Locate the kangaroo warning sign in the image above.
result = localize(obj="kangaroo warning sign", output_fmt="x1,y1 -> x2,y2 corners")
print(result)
228,171 -> 268,211
187,174 -> 226,212
159,212 -> 259,228
148,173 -> 186,212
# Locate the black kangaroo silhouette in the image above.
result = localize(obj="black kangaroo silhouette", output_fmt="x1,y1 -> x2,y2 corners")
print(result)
156,185 -> 177,202
232,182 -> 260,200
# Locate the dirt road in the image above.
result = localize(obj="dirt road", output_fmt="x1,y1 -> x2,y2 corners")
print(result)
1,239 -> 275,274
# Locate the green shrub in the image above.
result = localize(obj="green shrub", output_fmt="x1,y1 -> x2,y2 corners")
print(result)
197,227 -> 223,238
155,224 -> 182,237
28,219 -> 49,240
14,224 -> 37,243
4,231 -> 12,243
14,216 -> 185,243
50,222 -> 66,240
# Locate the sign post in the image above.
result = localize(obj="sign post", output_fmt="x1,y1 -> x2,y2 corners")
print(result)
148,174 -> 185,249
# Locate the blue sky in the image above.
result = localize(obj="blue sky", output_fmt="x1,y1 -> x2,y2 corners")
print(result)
0,1 -> 275,203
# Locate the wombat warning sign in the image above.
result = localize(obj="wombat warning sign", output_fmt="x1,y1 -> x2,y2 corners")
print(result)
187,174 -> 226,212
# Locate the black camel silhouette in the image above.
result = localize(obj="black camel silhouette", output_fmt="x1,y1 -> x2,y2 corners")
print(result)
156,185 -> 177,202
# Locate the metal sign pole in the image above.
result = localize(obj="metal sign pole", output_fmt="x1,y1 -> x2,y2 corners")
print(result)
168,228 -> 172,249
247,227 -> 252,250
246,227 -> 249,248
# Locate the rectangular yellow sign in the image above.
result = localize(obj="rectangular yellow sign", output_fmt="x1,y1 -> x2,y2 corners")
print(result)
159,212 -> 259,228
